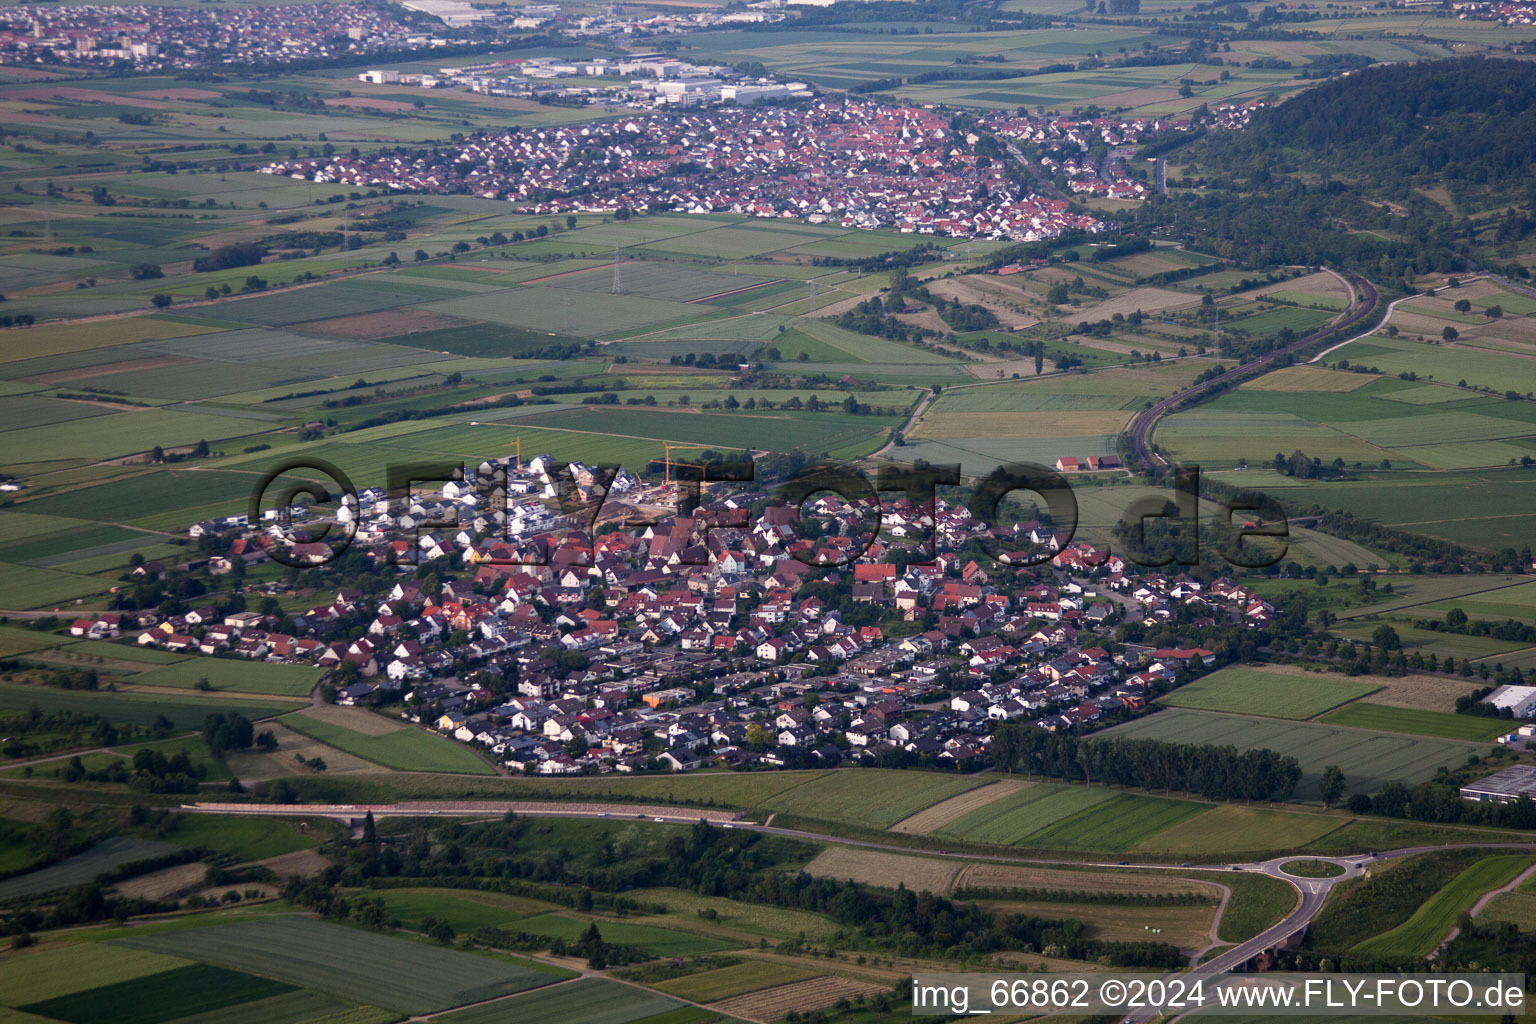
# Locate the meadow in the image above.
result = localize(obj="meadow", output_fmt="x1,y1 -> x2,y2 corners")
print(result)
19,963 -> 297,1024
1319,703 -> 1510,742
0,683 -> 297,730
1352,854 -> 1535,959
1104,709 -> 1485,800
755,767 -> 984,829
1159,666 -> 1379,720
128,658 -> 321,697
278,710 -> 496,775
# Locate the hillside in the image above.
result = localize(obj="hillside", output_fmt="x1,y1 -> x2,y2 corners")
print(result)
1132,58 -> 1536,287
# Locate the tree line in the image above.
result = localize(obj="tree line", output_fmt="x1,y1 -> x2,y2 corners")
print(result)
991,726 -> 1303,803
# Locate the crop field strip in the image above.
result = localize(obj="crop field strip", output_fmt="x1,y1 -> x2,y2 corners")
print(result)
279,709 -> 496,775
1352,854 -> 1536,959
1104,708 -> 1484,799
435,979 -> 687,1024
1159,666 -> 1381,720
113,917 -> 560,1015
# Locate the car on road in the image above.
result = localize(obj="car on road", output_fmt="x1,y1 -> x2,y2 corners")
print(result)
653,817 -> 665,822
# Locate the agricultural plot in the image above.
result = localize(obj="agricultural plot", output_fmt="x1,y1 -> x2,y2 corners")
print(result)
1130,805 -> 1347,857
710,975 -> 885,1021
0,837 -> 180,902
376,888 -> 557,934
0,561 -> 105,609
1319,702 -> 1509,742
0,683 -> 296,730
656,961 -> 817,1004
1476,889 -> 1536,930
1012,794 -> 1210,852
803,846 -> 963,894
1353,854 -> 1535,959
0,944 -> 192,1007
1159,666 -> 1379,720
422,287 -> 712,339
512,913 -> 736,957
891,779 -> 1033,834
437,979 -> 685,1024
115,917 -> 559,1015
129,658 -> 320,697
1332,334 -> 1536,395
1103,708 -> 1484,800
929,783 -> 1117,845
512,406 -> 897,458
756,769 -> 985,829
279,709 -> 496,775
19,963 -> 297,1024
1244,366 -> 1371,392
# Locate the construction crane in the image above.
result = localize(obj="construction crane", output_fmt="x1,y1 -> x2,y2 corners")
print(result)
662,443 -> 714,486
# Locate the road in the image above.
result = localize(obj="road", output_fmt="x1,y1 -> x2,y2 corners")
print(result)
1125,270 -> 1381,470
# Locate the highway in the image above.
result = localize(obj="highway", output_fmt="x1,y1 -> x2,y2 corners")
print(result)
1124,270 -> 1382,470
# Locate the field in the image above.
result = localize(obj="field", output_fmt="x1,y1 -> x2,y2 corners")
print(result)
1130,805 -> 1347,857
1352,854 -> 1535,959
436,979 -> 686,1024
1159,666 -> 1380,719
955,861 -> 1222,899
1102,708 -> 1485,800
0,837 -> 180,901
279,709 -> 495,775
512,913 -> 736,957
803,846 -> 963,894
1319,702 -> 1510,741
114,917 -> 562,1015
890,779 -> 1033,834
0,683 -> 297,730
756,770 -> 986,830
656,961 -> 816,1004
0,944 -> 191,1006
710,975 -> 886,1020
128,658 -> 321,697
19,963 -> 297,1024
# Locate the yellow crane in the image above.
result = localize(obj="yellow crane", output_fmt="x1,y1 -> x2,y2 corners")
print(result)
663,442 -> 714,486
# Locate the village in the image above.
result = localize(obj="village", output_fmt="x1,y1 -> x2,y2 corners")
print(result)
0,2 -> 459,70
259,99 -> 1107,239
71,452 -> 1281,779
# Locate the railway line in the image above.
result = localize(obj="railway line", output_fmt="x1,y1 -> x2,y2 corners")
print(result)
1124,270 -> 1382,470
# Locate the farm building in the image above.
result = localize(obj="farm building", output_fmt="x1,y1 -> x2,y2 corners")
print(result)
1460,764 -> 1536,803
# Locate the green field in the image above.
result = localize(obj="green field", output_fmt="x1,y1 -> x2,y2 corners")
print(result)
655,961 -> 816,1003
931,783 -> 1118,845
20,963 -> 296,1024
757,770 -> 985,830
1103,709 -> 1483,800
436,979 -> 685,1024
0,683 -> 298,731
0,944 -> 191,1006
0,836 -> 180,902
512,913 -> 736,957
278,712 -> 496,775
1016,793 -> 1212,852
1319,702 -> 1511,741
114,917 -> 561,1015
129,658 -> 321,697
1353,854 -> 1535,959
1161,667 -> 1379,720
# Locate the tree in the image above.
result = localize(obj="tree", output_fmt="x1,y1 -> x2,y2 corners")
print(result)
1371,624 -> 1401,650
362,810 -> 376,844
1454,298 -> 1472,313
1443,326 -> 1459,342
1319,765 -> 1346,808
151,294 -> 173,308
